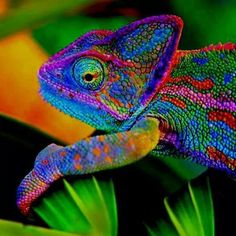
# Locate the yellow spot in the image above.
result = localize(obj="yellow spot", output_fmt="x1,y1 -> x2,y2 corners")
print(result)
105,156 -> 112,164
128,71 -> 136,77
52,172 -> 62,180
104,144 -> 110,154
93,147 -> 101,157
117,133 -> 123,139
126,138 -> 135,150
113,74 -> 120,82
60,151 -> 67,157
127,102 -> 132,108
75,163 -> 82,170
74,154 -> 81,161
98,136 -> 105,142
126,118 -> 160,158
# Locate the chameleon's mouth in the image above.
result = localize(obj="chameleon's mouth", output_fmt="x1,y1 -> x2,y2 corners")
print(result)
38,71 -> 129,121
39,73 -> 99,106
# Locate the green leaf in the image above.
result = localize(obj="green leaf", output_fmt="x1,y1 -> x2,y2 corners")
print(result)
187,177 -> 214,236
0,219 -> 78,236
147,176 -> 214,236
0,0 -> 96,38
135,156 -> 206,194
32,15 -> 133,55
171,0 -> 236,48
34,177 -> 118,236
159,157 -> 207,181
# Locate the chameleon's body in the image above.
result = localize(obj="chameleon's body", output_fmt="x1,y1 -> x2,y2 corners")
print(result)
17,15 -> 236,215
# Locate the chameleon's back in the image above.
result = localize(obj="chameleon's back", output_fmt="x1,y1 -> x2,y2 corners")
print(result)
151,44 -> 236,176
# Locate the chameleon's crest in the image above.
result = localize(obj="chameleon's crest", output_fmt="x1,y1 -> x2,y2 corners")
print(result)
99,15 -> 183,108
89,15 -> 183,121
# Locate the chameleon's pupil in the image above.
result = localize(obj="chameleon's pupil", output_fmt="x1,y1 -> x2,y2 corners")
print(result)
73,58 -> 104,90
84,73 -> 94,82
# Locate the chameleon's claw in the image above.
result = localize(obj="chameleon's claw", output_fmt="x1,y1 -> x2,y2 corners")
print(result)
17,144 -> 63,215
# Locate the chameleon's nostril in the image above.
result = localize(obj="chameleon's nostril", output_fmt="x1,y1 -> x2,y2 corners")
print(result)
55,70 -> 63,79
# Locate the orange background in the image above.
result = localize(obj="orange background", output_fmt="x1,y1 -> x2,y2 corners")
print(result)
0,1 -> 94,143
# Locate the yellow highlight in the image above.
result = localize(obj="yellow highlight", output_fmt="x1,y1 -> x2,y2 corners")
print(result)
74,163 -> 82,170
93,147 -> 101,157
104,144 -> 110,153
128,118 -> 160,158
105,156 -> 112,163
0,32 -> 94,143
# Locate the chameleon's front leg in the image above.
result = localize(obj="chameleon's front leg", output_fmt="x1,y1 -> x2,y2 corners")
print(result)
17,117 -> 160,215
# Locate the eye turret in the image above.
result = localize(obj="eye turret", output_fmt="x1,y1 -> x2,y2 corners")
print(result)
72,58 -> 105,90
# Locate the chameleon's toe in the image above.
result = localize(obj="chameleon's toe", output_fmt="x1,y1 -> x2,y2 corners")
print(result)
17,170 -> 53,215
17,145 -> 64,215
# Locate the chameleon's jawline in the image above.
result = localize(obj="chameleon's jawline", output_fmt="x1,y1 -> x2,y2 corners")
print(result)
38,73 -> 130,121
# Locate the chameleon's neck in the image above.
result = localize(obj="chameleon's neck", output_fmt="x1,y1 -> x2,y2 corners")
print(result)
149,46 -> 236,129
147,46 -> 236,164
146,51 -> 188,131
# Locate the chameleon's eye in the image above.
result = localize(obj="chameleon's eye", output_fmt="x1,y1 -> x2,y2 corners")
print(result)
73,58 -> 104,90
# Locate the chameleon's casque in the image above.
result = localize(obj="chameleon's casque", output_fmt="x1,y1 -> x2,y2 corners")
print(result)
17,15 -> 236,215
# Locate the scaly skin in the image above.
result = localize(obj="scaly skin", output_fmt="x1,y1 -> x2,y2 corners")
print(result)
17,15 -> 236,215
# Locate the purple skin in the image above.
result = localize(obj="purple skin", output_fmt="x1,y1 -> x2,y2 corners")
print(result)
17,15 -> 236,215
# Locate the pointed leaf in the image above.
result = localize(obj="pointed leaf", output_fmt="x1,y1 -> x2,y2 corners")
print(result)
34,177 -> 118,236
0,219 -> 77,236
188,177 -> 214,236
164,176 -> 214,236
0,0 -> 96,38
147,176 -> 214,236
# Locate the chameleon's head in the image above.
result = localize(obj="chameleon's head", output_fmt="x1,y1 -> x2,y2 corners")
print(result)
38,15 -> 183,131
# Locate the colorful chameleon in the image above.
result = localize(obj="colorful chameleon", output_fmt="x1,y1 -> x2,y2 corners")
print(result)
17,15 -> 236,215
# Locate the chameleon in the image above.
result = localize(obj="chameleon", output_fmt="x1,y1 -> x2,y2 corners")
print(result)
17,15 -> 236,215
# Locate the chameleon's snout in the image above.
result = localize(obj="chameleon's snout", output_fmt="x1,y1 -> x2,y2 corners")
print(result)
38,62 -> 56,82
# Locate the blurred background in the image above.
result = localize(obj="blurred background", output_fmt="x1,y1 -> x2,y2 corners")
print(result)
0,1 -> 236,235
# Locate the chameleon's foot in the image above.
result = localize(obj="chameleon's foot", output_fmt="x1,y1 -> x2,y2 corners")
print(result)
17,144 -> 63,215
17,170 -> 52,215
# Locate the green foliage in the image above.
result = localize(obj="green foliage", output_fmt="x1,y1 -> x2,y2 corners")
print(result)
0,173 -> 215,236
171,0 -> 236,48
135,156 -> 206,195
147,177 -> 214,236
34,178 -> 117,236
0,176 -> 117,236
0,219 -> 78,236
32,15 -> 133,55
0,0 -> 96,38
158,157 -> 207,181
